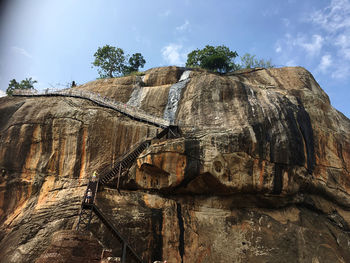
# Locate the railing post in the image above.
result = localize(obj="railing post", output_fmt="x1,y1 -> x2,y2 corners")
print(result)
117,163 -> 121,189
121,242 -> 127,263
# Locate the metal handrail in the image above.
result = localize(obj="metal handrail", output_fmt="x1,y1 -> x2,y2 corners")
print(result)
12,88 -> 170,128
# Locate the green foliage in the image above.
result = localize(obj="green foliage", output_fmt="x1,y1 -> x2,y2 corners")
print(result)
240,53 -> 274,69
7,79 -> 20,95
6,77 -> 37,96
125,53 -> 146,74
186,45 -> 239,73
92,45 -> 126,78
92,45 -> 146,78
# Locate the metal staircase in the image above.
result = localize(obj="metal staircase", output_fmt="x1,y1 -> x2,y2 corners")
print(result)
98,139 -> 151,185
76,126 -> 176,263
99,126 -> 171,185
76,179 -> 99,231
92,204 -> 143,263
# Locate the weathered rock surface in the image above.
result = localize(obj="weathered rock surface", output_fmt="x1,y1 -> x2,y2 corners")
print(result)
0,96 -> 157,262
35,230 -> 103,263
0,66 -> 350,262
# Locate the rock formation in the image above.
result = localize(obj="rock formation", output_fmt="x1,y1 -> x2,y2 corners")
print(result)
0,66 -> 350,262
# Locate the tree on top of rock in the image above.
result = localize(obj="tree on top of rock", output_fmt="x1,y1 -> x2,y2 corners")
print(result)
92,45 -> 126,78
6,77 -> 37,96
92,45 -> 146,78
186,45 -> 239,73
124,53 -> 146,75
240,53 -> 274,69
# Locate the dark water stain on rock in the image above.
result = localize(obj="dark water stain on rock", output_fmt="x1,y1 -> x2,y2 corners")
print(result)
296,100 -> 315,174
273,163 -> 285,194
176,203 -> 185,263
151,208 -> 163,262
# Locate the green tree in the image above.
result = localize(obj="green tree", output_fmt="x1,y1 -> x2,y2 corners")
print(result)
240,53 -> 274,69
6,77 -> 37,96
127,53 -> 146,73
6,79 -> 20,96
92,45 -> 126,78
186,45 -> 239,73
92,45 -> 147,78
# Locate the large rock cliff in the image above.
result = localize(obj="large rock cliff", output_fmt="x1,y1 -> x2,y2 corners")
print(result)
0,66 -> 349,263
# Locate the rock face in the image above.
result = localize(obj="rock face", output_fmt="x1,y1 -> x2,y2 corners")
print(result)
35,230 -> 104,263
0,66 -> 350,263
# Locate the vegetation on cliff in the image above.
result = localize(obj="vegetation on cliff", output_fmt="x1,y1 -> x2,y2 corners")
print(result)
240,53 -> 274,69
185,45 -> 274,73
185,45 -> 240,73
92,45 -> 146,78
6,77 -> 37,96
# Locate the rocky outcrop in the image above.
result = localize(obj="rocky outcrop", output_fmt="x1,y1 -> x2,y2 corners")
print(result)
0,66 -> 350,262
35,230 -> 104,263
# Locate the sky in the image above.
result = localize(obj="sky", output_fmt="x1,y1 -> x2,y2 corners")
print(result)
0,0 -> 349,118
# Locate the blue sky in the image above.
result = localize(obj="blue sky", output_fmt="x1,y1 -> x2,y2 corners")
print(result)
0,0 -> 350,118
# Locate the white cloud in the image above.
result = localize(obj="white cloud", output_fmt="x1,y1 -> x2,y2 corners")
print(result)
318,54 -> 332,72
335,33 -> 350,59
308,0 -> 350,79
159,10 -> 171,17
296,34 -> 324,56
282,18 -> 290,27
341,48 -> 350,59
0,90 -> 6,97
131,27 -> 151,46
262,7 -> 280,17
276,0 -> 350,80
275,43 -> 282,53
176,20 -> 190,32
277,33 -> 323,57
335,34 -> 348,47
310,0 -> 350,32
11,46 -> 33,58
161,44 -> 186,65
331,65 -> 350,79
